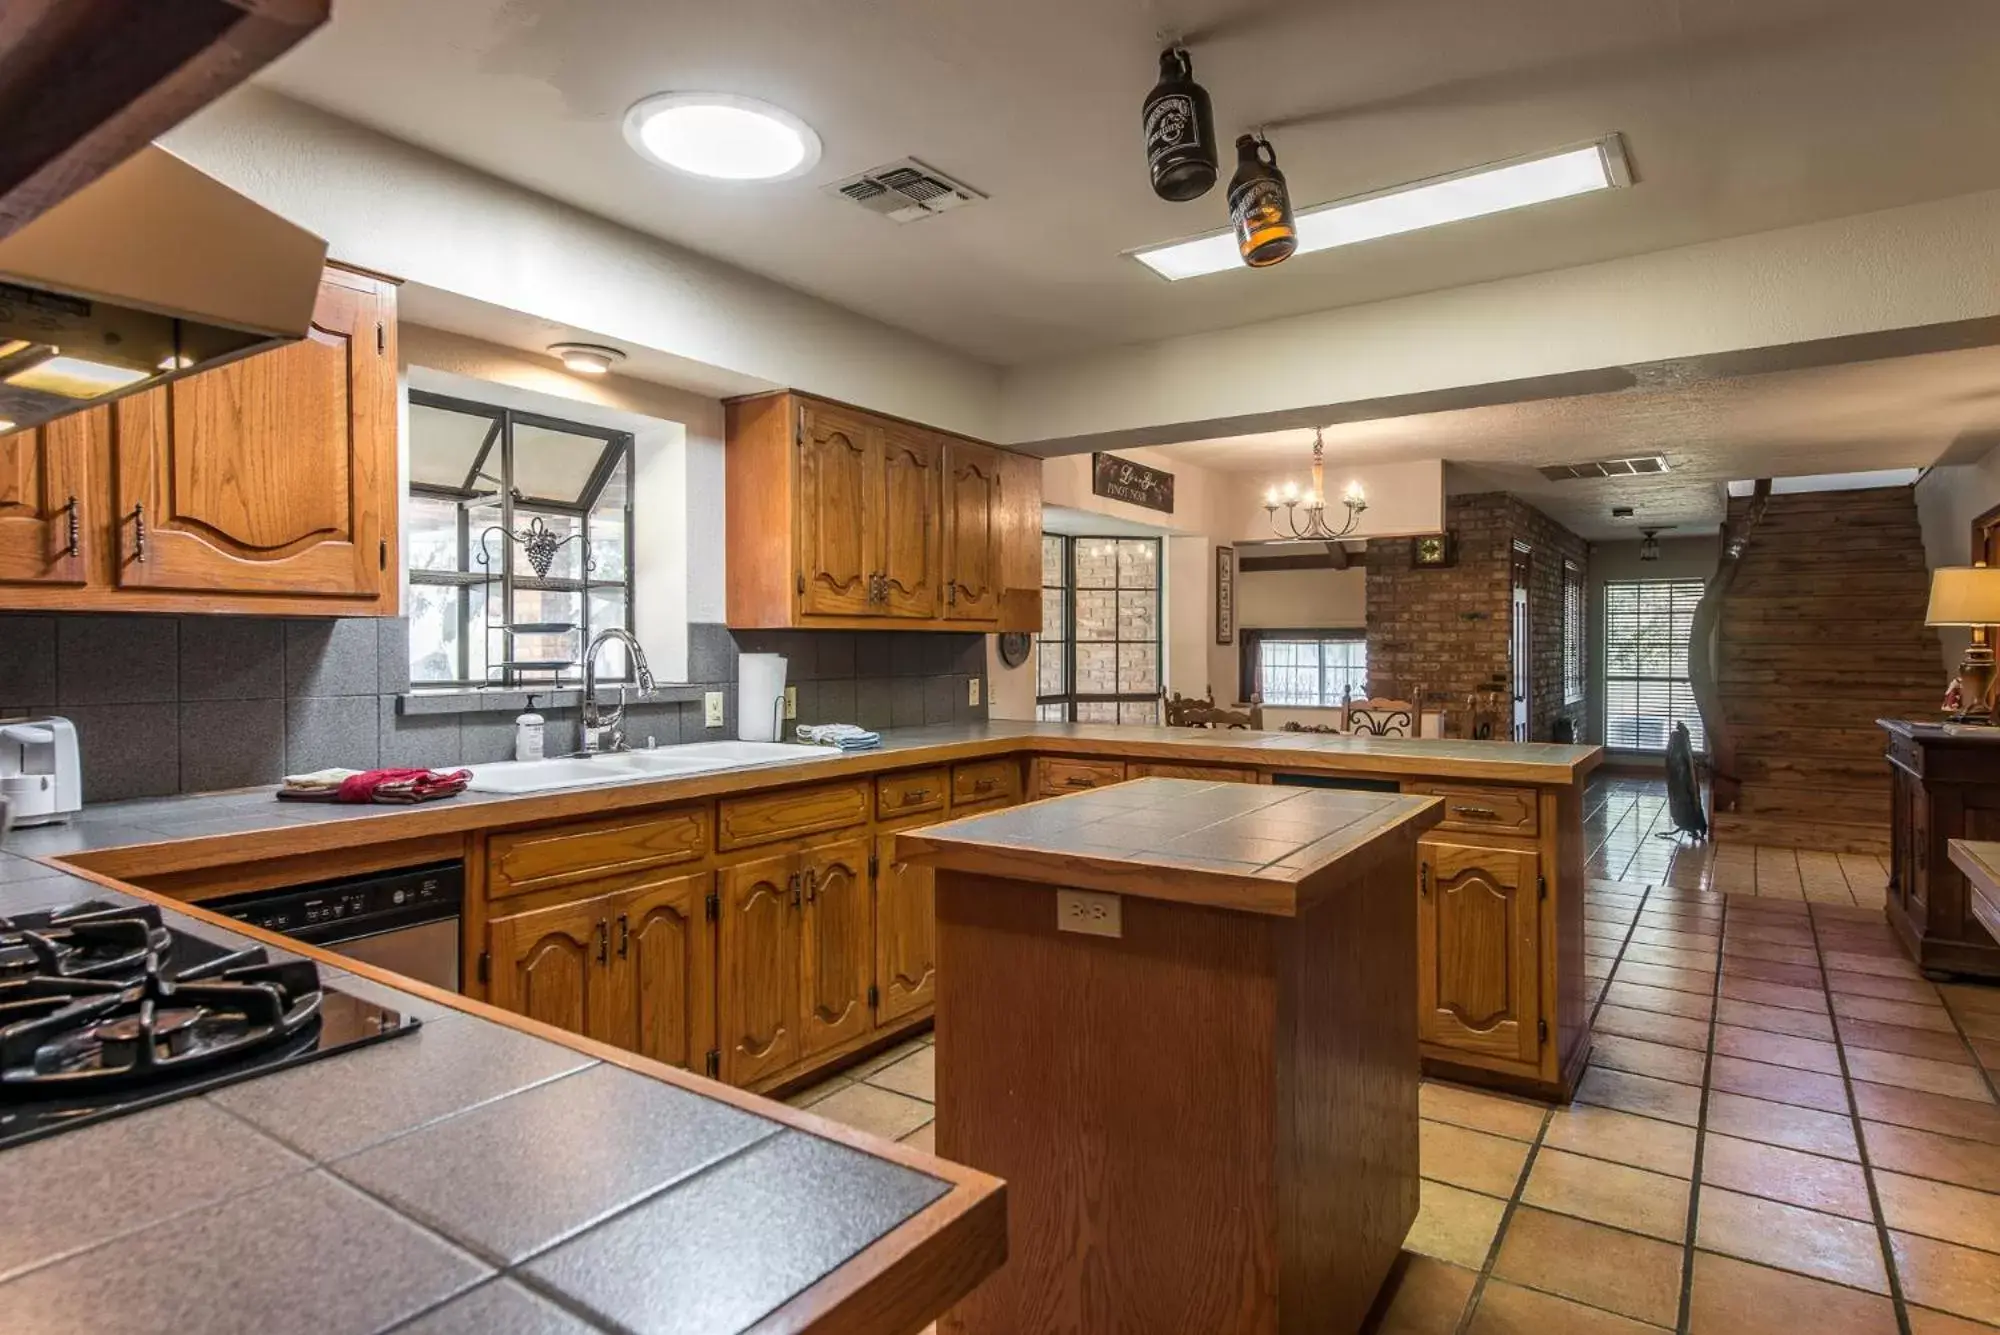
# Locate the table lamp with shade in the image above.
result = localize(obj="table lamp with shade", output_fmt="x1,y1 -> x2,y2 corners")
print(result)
1926,564 -> 2000,722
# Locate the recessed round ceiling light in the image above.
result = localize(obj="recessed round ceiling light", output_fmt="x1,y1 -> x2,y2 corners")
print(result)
548,343 -> 626,375
622,92 -> 821,181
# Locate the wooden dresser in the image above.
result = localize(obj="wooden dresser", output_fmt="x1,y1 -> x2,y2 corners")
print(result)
1882,719 -> 2000,978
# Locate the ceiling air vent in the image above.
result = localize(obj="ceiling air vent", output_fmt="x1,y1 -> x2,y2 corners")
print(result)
826,158 -> 986,223
1537,454 -> 1670,482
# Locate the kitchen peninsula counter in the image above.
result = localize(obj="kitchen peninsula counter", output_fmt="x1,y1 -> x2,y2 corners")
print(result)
897,780 -> 1443,1334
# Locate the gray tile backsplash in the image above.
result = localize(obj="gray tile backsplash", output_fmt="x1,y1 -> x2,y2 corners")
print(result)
0,615 -> 987,802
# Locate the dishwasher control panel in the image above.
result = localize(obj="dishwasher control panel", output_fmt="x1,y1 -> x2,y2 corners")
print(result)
214,862 -> 463,941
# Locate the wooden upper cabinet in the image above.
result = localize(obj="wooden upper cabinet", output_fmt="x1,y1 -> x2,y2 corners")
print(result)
942,441 -> 1002,621
724,390 -> 1039,631
796,403 -> 879,617
799,837 -> 873,1059
875,830 -> 937,1024
487,893 -> 618,1044
1417,838 -> 1542,1067
0,410 -> 93,587
717,851 -> 802,1085
608,870 -> 714,1074
109,267 -> 398,609
878,425 -> 942,618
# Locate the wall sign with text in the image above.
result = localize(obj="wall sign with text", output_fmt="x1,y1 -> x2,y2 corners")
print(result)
1216,545 -> 1234,644
1091,453 -> 1175,513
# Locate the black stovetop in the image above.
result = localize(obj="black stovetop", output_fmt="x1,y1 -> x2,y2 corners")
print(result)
0,898 -> 419,1150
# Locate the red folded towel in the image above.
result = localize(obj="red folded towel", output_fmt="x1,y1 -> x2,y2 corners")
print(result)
331,768 -> 472,804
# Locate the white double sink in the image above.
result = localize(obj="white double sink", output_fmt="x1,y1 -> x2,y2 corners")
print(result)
464,740 -> 839,795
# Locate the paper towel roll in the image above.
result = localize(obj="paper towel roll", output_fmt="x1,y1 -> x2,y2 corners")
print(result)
738,653 -> 788,742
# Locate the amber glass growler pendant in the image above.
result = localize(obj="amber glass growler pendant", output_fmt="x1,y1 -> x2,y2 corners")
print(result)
1142,47 -> 1217,202
1228,134 -> 1297,267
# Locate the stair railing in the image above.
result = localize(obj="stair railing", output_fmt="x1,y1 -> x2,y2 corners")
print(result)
1690,478 -> 1770,816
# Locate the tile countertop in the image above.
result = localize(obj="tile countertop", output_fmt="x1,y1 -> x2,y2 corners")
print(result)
0,722 -> 1600,880
0,870 -> 996,1335
895,779 -> 1445,916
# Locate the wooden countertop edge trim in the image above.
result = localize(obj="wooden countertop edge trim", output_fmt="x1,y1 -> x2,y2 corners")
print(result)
47,861 -> 1007,1335
1950,839 -> 2000,897
41,735 -> 1600,881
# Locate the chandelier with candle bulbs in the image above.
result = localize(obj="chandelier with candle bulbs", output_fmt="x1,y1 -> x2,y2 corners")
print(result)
1264,428 -> 1367,541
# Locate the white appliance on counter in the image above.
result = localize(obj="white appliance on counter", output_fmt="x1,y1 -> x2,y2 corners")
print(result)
0,716 -> 81,826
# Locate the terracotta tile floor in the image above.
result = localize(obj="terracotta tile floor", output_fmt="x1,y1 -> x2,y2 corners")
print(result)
788,775 -> 2000,1332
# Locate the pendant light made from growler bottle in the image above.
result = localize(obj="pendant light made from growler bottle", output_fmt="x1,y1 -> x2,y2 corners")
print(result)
1228,133 -> 1298,268
1143,46 -> 1218,202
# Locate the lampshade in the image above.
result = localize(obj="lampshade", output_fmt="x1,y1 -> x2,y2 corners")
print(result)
1925,566 -> 2000,625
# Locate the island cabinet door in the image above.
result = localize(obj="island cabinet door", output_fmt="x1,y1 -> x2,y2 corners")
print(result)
799,837 -> 875,1058
487,892 -> 620,1044
718,851 -> 803,1084
1417,838 -> 1543,1066
607,871 -> 715,1074
110,269 -> 397,603
796,402 -> 880,618
877,425 -> 942,619
941,440 -> 1002,620
873,831 -> 936,1023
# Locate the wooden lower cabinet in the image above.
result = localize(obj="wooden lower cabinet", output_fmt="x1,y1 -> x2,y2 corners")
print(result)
875,830 -> 937,1023
1416,837 -> 1542,1068
487,871 -> 716,1074
718,851 -> 803,1084
800,838 -> 874,1058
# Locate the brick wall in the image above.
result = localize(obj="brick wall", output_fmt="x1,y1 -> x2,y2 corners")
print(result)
1365,493 -> 1587,741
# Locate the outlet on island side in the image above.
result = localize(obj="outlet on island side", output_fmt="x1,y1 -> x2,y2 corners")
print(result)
704,691 -> 724,728
1056,888 -> 1121,938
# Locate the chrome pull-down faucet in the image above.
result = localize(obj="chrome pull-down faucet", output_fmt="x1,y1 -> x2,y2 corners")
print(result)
580,628 -> 655,755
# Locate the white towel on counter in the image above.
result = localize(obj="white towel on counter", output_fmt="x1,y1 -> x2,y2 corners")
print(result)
795,723 -> 882,751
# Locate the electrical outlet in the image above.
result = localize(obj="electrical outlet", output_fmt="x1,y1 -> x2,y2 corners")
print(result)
968,677 -> 981,707
704,691 -> 724,728
1056,888 -> 1121,938
784,685 -> 797,720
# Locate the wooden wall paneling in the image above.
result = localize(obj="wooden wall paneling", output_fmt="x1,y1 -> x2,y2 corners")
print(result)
941,441 -> 1002,621
111,268 -> 397,605
799,836 -> 874,1058
796,401 -> 880,618
879,425 -> 942,619
610,869 -> 715,1073
0,408 -> 92,585
717,849 -> 803,1083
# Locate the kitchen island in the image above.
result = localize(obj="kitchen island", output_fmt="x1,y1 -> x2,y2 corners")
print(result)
896,779 -> 1443,1334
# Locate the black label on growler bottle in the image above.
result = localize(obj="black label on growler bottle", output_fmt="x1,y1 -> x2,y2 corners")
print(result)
1145,93 -> 1199,163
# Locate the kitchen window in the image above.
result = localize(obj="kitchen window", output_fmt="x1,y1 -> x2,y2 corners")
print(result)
1563,559 -> 1586,704
1603,578 -> 1705,753
1034,535 -> 1162,724
406,392 -> 634,686
1240,630 -> 1368,706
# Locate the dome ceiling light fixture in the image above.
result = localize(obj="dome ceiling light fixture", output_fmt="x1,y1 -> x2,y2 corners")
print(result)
547,343 -> 626,376
622,92 -> 822,182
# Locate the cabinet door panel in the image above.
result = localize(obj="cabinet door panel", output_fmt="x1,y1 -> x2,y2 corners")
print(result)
879,426 -> 941,619
801,837 -> 874,1057
942,441 -> 1001,620
0,410 -> 92,586
1417,839 -> 1541,1065
796,405 -> 878,617
718,852 -> 801,1083
488,895 -> 615,1043
874,831 -> 936,1023
111,271 -> 394,600
611,871 -> 714,1073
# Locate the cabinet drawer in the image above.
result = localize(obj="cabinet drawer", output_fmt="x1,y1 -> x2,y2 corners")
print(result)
719,780 -> 871,851
1411,784 -> 1538,837
1129,762 -> 1255,783
1038,757 -> 1127,796
952,759 -> 1021,806
877,767 -> 947,819
489,806 -> 709,899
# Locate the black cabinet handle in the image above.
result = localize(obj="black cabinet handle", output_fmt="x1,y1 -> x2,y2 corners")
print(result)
1420,863 -> 1431,897
788,871 -> 802,911
596,919 -> 609,965
804,869 -> 818,905
62,495 -> 79,558
131,503 -> 147,563
617,913 -> 629,959
1453,805 -> 1500,820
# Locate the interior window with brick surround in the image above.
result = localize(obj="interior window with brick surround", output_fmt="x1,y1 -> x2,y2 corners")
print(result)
1034,535 -> 1162,724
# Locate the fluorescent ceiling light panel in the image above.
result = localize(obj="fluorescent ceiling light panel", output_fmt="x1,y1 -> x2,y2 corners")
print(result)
1131,134 -> 1631,281
5,356 -> 151,399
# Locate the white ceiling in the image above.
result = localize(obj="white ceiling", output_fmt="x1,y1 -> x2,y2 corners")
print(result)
1147,346 -> 2000,539
257,0 -> 2000,365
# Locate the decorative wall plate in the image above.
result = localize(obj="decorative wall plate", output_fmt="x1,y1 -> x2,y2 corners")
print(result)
998,632 -> 1032,668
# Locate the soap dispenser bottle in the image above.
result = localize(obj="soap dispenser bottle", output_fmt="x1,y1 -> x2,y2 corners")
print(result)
514,696 -> 545,762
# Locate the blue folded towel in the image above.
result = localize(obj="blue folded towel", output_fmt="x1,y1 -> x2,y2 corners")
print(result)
796,723 -> 882,751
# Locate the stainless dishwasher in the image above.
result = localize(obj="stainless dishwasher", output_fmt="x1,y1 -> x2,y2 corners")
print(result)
213,861 -> 464,992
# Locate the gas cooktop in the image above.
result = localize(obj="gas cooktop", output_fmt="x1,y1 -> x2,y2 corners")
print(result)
0,898 -> 420,1149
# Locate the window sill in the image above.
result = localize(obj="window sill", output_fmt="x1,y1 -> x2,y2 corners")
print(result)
399,683 -> 709,716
